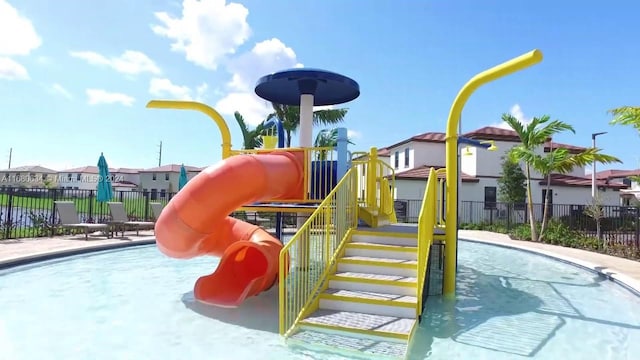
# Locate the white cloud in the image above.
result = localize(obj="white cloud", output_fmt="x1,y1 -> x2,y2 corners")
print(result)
347,129 -> 361,139
86,89 -> 135,107
151,0 -> 251,70
0,0 -> 42,56
215,92 -> 271,126
149,77 -> 192,100
50,83 -> 72,99
490,103 -> 532,129
0,0 -> 42,80
215,38 -> 302,126
0,57 -> 28,80
70,50 -> 161,75
226,38 -> 301,92
148,77 -> 209,101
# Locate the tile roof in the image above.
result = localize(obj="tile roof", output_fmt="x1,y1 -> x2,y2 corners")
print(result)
138,164 -> 204,173
540,173 -> 628,189
595,169 -> 640,180
393,165 -> 478,182
463,126 -> 521,142
0,165 -> 58,173
59,166 -> 104,174
386,132 -> 446,149
544,141 -> 588,154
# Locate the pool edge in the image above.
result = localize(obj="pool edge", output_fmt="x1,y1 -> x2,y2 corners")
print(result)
461,236 -> 640,297
0,238 -> 156,270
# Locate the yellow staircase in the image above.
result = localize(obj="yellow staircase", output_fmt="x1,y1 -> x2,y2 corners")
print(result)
279,149 -> 439,360
288,226 -> 420,359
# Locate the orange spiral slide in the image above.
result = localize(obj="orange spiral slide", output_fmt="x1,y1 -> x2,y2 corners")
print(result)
154,150 -> 304,307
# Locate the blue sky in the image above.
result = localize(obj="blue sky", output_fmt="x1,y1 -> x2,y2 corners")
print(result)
1,0 -> 638,172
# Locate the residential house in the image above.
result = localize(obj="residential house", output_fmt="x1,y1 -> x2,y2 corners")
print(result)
57,166 -> 139,192
596,169 -> 640,205
379,126 -> 628,222
0,165 -> 58,189
138,164 -> 204,200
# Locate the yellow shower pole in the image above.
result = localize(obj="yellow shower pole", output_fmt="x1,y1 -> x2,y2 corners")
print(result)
146,100 -> 233,159
443,50 -> 543,297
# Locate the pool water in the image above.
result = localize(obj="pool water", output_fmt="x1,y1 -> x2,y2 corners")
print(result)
0,241 -> 638,360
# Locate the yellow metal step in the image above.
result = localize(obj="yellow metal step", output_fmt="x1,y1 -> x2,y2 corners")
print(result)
346,242 -> 417,253
319,289 -> 416,308
330,272 -> 417,287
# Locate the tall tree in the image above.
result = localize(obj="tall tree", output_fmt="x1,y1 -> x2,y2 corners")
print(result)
497,155 -> 527,204
234,111 -> 265,150
267,103 -> 348,147
503,114 -> 574,241
533,147 -> 620,240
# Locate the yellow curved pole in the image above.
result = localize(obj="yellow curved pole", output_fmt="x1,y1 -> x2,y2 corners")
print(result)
443,50 -> 543,297
145,100 -> 233,159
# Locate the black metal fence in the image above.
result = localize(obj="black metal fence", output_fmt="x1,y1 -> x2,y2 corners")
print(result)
0,187 -> 304,240
394,199 -> 640,247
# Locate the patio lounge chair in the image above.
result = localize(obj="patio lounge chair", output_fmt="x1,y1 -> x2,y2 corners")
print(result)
107,202 -> 155,236
149,202 -> 164,221
54,201 -> 111,240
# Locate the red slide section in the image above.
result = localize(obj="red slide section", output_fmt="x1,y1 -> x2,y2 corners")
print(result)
154,151 -> 304,307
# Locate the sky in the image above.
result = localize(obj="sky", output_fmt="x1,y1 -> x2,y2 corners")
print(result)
1,0 -> 639,173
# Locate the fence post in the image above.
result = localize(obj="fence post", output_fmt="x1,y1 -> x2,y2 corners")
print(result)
50,188 -> 58,236
88,190 -> 95,223
635,206 -> 640,249
4,187 -> 13,239
144,193 -> 150,221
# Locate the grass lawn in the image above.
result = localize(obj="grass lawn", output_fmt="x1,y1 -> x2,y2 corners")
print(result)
0,193 -> 170,218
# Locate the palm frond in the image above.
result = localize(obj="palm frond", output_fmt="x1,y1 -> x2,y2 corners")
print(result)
608,106 -> 640,129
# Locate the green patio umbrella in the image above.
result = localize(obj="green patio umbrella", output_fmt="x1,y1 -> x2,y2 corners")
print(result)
96,152 -> 113,202
178,164 -> 189,190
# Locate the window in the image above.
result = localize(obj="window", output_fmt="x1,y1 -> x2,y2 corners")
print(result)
42,173 -> 48,180
404,148 -> 410,167
152,173 -> 157,181
394,151 -> 399,169
67,173 -> 72,181
150,188 -> 158,200
160,189 -> 166,198
623,178 -> 632,186
30,173 -> 36,180
484,186 -> 497,209
76,174 -> 81,181
165,173 -> 170,181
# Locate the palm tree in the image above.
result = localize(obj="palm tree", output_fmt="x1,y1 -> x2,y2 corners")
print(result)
267,103 -> 348,147
313,128 -> 355,160
532,147 -> 620,241
609,106 -> 640,183
234,111 -> 265,150
503,114 -> 576,242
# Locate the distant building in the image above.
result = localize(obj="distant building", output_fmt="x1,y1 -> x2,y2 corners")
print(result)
57,166 -> 140,192
0,165 -> 58,189
138,164 -> 204,200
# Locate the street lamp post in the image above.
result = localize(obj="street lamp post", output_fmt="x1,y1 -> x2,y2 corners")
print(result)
591,132 -> 607,199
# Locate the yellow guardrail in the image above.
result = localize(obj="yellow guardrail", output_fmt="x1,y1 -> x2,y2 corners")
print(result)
231,146 -> 337,204
435,168 -> 446,227
351,148 -> 396,218
417,167 -> 437,316
278,167 -> 359,336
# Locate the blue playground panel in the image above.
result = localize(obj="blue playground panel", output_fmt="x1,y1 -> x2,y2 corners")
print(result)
310,160 -> 337,199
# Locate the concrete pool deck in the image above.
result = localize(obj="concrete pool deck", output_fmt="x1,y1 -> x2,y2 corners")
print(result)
1,229 -> 639,293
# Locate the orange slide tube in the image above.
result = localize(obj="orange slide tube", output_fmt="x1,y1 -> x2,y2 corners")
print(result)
154,151 -> 304,307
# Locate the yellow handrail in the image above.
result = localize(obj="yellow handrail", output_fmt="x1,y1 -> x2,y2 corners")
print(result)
417,167 -> 438,316
443,50 -> 543,296
278,167 -> 359,336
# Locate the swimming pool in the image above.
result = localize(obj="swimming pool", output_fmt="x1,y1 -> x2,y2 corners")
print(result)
1,240 -> 638,360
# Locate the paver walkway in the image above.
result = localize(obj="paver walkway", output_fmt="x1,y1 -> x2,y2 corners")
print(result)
1,229 -> 639,292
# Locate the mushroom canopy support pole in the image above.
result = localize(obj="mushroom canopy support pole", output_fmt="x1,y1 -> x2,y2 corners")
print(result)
254,68 -> 360,226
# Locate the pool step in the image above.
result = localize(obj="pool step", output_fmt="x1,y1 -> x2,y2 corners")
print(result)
298,309 -> 416,340
288,327 -> 409,360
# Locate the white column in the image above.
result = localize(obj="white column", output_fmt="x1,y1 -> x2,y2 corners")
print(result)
299,94 -> 314,147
